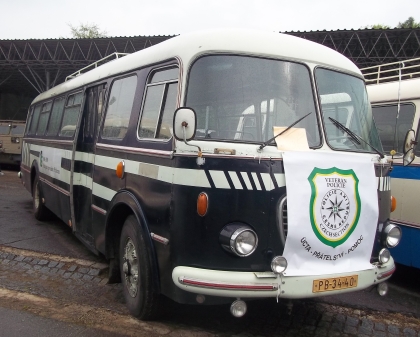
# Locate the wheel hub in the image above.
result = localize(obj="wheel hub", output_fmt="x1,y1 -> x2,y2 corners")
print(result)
123,237 -> 139,298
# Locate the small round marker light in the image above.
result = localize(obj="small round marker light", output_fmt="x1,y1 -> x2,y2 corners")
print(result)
377,282 -> 388,296
378,248 -> 391,264
230,299 -> 247,318
271,256 -> 288,274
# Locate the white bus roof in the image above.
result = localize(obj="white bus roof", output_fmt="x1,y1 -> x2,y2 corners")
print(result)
32,29 -> 362,105
367,77 -> 420,104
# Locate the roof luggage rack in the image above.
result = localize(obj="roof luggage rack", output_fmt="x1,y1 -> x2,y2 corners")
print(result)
361,57 -> 420,84
65,52 -> 129,81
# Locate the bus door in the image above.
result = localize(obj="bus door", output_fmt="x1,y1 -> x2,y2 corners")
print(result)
72,84 -> 106,249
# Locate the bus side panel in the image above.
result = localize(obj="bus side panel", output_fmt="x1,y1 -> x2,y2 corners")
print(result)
388,164 -> 420,267
123,152 -> 173,298
21,140 -> 73,225
39,143 -> 73,225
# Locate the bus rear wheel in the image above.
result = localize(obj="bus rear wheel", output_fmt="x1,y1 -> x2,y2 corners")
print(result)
32,175 -> 50,221
119,215 -> 161,320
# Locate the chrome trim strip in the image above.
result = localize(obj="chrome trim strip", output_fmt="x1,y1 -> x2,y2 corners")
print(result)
377,266 -> 396,280
21,166 -> 30,174
173,152 -> 273,160
390,219 -> 420,229
178,277 -> 278,291
151,232 -> 169,245
91,204 -> 107,215
23,138 -> 73,146
96,143 -> 173,158
39,177 -> 70,197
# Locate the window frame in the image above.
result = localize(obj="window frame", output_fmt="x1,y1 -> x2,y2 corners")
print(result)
35,101 -> 53,136
136,66 -> 179,143
100,74 -> 138,141
58,90 -> 84,138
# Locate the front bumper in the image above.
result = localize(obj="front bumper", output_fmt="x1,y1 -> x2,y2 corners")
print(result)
172,257 -> 395,299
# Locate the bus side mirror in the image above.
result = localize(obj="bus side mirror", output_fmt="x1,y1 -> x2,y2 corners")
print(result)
173,107 -> 197,141
403,129 -> 417,166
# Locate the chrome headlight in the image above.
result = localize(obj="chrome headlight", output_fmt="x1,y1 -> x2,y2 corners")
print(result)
382,224 -> 402,248
378,248 -> 391,264
220,223 -> 258,257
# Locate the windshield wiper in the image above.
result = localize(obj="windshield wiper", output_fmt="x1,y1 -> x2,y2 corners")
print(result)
328,117 -> 361,145
258,112 -> 312,151
328,117 -> 384,158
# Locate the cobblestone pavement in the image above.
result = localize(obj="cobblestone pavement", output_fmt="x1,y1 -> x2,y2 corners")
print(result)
0,246 -> 419,336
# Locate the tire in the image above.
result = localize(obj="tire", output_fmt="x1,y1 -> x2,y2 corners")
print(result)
32,175 -> 50,221
119,215 -> 161,320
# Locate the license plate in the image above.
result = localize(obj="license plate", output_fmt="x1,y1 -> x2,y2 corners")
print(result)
312,275 -> 358,293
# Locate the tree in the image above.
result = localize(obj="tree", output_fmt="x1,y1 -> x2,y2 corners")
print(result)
397,17 -> 420,28
363,24 -> 391,29
68,23 -> 108,38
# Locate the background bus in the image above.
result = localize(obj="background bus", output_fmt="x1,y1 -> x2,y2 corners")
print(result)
0,120 -> 25,166
362,58 -> 420,269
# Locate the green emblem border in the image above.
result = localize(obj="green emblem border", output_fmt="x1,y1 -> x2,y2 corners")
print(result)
308,167 -> 361,248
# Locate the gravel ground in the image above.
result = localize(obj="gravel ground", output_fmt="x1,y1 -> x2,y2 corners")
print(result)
0,246 -> 419,337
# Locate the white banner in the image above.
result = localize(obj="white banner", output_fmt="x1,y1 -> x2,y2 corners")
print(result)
282,151 -> 378,276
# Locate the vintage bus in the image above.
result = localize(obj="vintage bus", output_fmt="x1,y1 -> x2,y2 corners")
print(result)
0,120 -> 25,166
20,29 -> 400,320
363,58 -> 420,269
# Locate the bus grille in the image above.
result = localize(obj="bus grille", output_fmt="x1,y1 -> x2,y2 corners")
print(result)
277,196 -> 288,245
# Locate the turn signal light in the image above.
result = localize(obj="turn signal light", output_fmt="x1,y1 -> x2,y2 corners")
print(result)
390,196 -> 397,213
116,160 -> 125,179
197,192 -> 208,216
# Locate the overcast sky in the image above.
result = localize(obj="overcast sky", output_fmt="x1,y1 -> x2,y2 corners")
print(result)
0,0 -> 417,39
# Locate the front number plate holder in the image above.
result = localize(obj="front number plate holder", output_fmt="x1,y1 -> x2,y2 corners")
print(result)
312,275 -> 358,293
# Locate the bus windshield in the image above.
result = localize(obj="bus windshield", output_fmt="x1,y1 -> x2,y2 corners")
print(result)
186,55 -> 321,147
315,68 -> 383,153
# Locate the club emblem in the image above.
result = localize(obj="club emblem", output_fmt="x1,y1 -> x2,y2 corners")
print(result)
308,167 -> 361,248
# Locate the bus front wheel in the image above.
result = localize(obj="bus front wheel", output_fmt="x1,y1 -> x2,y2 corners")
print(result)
119,215 -> 161,320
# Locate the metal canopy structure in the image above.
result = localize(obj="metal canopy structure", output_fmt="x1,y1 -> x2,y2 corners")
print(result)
287,28 -> 420,69
0,28 -> 419,103
0,35 -> 173,98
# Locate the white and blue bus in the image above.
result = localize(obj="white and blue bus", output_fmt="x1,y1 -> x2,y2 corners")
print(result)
20,29 -> 400,320
364,58 -> 420,269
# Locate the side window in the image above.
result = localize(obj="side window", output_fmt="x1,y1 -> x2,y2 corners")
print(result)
36,101 -> 52,135
28,104 -> 42,135
59,91 -> 83,138
372,103 -> 415,154
47,96 -> 66,136
138,67 -> 178,140
102,75 -> 137,140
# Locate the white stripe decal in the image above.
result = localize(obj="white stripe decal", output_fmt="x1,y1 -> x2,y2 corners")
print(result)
73,173 -> 93,188
260,173 -> 274,191
170,166 -> 211,188
92,183 -> 117,201
241,172 -> 253,190
229,171 -> 243,190
377,176 -> 390,191
138,162 -> 159,180
251,172 -> 262,190
95,155 -> 120,170
209,170 -> 230,189
274,173 -> 286,187
75,151 -> 95,163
